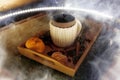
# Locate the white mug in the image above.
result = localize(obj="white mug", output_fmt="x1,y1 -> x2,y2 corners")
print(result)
49,19 -> 82,47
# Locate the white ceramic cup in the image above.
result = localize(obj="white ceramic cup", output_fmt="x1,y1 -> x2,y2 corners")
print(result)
49,19 -> 82,47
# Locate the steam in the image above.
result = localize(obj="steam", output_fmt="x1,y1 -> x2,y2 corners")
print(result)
0,0 -> 120,80
0,7 -> 113,20
65,0 -> 120,18
64,0 -> 120,80
88,27 -> 120,80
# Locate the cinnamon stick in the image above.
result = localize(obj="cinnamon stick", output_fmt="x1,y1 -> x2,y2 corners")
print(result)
65,46 -> 75,52
76,41 -> 80,56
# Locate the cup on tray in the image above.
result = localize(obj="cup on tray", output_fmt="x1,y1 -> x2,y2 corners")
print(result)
49,14 -> 82,47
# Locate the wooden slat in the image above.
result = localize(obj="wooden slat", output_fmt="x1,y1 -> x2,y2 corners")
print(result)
0,0 -> 41,11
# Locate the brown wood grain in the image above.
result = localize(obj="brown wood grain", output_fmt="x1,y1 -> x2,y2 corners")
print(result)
0,0 -> 40,11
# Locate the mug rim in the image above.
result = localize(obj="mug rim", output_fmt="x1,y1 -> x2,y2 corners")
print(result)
49,19 -> 79,29
50,19 -> 76,28
50,19 -> 82,28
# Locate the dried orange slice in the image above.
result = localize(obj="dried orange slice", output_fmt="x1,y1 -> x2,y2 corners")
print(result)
51,52 -> 67,64
25,37 -> 45,53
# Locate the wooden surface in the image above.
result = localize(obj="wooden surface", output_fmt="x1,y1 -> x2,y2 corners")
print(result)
0,0 -> 40,11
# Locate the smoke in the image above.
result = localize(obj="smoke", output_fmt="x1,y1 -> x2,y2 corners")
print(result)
88,27 -> 120,80
63,0 -> 120,80
65,0 -> 120,18
0,0 -> 120,80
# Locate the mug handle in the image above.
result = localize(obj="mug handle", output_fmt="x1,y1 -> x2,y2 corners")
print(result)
76,19 -> 82,36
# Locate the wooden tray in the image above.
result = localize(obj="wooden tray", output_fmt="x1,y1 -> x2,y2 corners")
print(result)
17,13 -> 102,77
